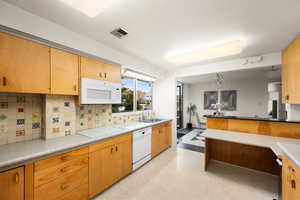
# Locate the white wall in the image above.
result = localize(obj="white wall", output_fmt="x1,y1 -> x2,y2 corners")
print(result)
184,78 -> 269,126
0,1 -> 166,78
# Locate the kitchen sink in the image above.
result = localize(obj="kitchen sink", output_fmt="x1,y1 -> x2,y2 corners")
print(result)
140,119 -> 164,123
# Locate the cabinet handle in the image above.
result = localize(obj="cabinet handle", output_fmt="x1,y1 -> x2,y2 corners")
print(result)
291,179 -> 296,189
60,155 -> 69,161
115,146 -> 118,152
60,166 -> 69,173
73,84 -> 77,91
14,172 -> 19,184
2,77 -> 7,86
104,73 -> 107,79
286,95 -> 290,101
99,73 -> 103,78
111,147 -> 114,154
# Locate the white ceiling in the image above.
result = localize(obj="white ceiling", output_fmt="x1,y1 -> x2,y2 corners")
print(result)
178,66 -> 281,84
3,0 -> 300,70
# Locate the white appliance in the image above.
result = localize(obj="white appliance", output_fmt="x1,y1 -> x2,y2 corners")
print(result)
81,78 -> 121,104
132,127 -> 152,171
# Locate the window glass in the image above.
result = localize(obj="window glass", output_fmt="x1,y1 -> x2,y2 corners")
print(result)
137,80 -> 152,111
112,77 -> 135,113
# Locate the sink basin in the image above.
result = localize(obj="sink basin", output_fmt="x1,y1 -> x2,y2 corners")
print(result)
140,119 -> 164,123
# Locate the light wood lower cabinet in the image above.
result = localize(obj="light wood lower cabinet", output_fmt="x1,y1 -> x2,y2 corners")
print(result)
151,122 -> 172,158
282,155 -> 300,200
0,166 -> 24,200
33,147 -> 89,200
89,134 -> 132,198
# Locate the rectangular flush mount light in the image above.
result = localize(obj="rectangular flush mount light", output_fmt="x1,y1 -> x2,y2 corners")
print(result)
59,0 -> 114,17
123,69 -> 157,82
166,40 -> 244,65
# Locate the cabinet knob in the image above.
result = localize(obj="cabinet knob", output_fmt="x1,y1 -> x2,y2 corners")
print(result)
111,147 -> 114,154
60,166 -> 69,173
104,73 -> 107,79
115,146 -> 118,152
73,84 -> 77,91
286,95 -> 290,101
2,77 -> 7,86
99,73 -> 103,78
291,179 -> 296,189
14,172 -> 19,184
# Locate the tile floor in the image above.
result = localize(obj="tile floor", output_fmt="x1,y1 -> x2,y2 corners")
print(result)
94,148 -> 279,200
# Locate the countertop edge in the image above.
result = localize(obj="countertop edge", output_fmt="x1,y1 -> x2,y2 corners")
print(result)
277,143 -> 300,169
0,119 -> 172,172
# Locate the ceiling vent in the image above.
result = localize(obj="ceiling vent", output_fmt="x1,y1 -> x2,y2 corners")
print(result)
110,28 -> 128,39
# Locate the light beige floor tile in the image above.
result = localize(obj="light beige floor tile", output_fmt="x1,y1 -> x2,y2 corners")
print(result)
94,148 -> 279,200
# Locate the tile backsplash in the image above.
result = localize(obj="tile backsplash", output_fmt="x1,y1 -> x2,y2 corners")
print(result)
0,93 -> 152,144
0,93 -> 43,145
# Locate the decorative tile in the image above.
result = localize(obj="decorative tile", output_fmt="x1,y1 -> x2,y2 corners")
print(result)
0,114 -> 7,121
52,128 -> 60,133
16,119 -> 25,125
80,114 -> 84,119
65,121 -> 70,126
32,113 -> 41,119
65,130 -> 71,136
53,107 -> 59,113
88,110 -> 92,114
0,102 -> 8,109
16,96 -> 26,103
18,108 -> 24,112
16,130 -> 25,136
64,102 -> 70,107
32,122 -> 40,129
52,117 -> 59,124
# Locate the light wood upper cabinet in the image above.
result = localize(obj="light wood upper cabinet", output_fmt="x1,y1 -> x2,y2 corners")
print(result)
89,134 -> 132,198
282,155 -> 300,200
0,167 -> 24,200
282,36 -> 300,104
80,56 -> 121,83
0,32 -> 51,94
50,48 -> 79,95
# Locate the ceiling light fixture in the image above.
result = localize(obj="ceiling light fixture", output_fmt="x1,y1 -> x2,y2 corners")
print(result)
59,0 -> 116,17
166,40 -> 244,65
123,69 -> 157,82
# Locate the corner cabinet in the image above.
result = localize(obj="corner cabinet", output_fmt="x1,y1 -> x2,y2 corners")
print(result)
0,32 -> 51,94
0,167 -> 24,200
282,35 -> 300,104
80,56 -> 121,83
89,134 -> 132,198
282,155 -> 300,200
151,122 -> 172,158
50,48 -> 79,95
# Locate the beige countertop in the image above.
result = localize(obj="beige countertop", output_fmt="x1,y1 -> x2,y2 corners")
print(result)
202,129 -> 300,158
0,119 -> 172,172
277,143 -> 300,169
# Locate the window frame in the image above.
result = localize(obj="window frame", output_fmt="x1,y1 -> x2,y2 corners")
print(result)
112,76 -> 153,114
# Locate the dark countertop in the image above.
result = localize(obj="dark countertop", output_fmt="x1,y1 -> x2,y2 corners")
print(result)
203,115 -> 300,123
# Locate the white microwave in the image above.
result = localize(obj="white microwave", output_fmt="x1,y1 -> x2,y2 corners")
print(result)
81,78 -> 121,104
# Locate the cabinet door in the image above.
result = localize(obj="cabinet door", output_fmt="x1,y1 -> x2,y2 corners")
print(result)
151,126 -> 161,158
282,50 -> 289,103
89,144 -> 115,198
115,138 -> 132,180
0,32 -> 50,94
80,56 -> 106,81
0,167 -> 24,200
103,63 -> 121,83
50,48 -> 79,95
282,156 -> 299,200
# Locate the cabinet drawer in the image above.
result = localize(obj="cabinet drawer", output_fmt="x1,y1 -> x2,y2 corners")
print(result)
34,147 -> 88,172
58,183 -> 88,200
34,167 -> 88,200
89,134 -> 132,153
34,155 -> 88,187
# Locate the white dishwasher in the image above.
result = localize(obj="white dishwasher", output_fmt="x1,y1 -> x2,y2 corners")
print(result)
132,127 -> 152,171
